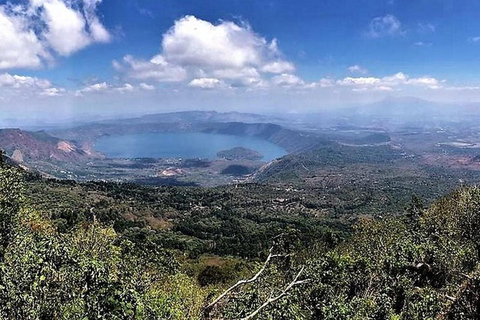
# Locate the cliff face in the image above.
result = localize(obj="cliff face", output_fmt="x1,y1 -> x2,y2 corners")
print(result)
0,129 -> 95,163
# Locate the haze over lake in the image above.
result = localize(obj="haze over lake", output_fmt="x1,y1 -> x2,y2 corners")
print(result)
95,132 -> 287,161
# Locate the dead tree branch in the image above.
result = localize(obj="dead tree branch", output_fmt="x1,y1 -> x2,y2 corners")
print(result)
241,266 -> 310,320
205,246 -> 285,310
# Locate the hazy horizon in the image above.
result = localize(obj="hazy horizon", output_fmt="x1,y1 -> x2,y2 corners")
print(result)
2,0 -> 480,124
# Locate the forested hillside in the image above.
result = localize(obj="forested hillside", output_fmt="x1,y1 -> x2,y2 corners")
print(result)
2,155 -> 480,319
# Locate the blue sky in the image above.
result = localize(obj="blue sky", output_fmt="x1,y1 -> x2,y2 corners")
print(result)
1,0 -> 480,122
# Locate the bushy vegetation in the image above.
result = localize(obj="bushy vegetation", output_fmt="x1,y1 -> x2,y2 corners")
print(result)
3,154 -> 480,319
205,190 -> 480,319
25,178 -> 346,259
0,158 -> 209,319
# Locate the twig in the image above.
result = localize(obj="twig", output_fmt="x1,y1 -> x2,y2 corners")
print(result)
205,246 -> 284,310
241,266 -> 310,320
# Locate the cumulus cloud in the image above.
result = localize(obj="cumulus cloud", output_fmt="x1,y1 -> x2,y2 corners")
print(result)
116,15 -> 295,88
406,76 -> 443,88
0,0 -> 110,68
269,72 -> 426,91
337,76 -> 380,86
36,0 -> 92,56
272,73 -> 305,87
0,72 -> 63,96
75,82 -> 109,96
113,55 -> 187,82
336,72 -> 444,91
348,65 -> 368,74
114,83 -> 134,93
81,0 -> 111,43
367,14 -> 405,38
0,7 -> 49,69
40,87 -> 65,96
317,78 -> 335,88
75,82 -> 150,96
161,16 -> 293,72
261,61 -> 295,74
70,71 -> 447,97
188,78 -> 225,89
162,16 -> 262,69
0,73 -> 50,89
139,83 -> 155,90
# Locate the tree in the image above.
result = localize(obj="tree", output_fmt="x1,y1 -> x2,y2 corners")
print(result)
0,152 -> 23,257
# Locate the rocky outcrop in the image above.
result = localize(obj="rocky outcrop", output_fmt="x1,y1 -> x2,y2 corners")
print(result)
0,129 -> 96,163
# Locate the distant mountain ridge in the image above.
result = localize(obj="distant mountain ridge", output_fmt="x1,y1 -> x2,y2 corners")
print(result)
51,111 -> 323,153
279,96 -> 480,131
0,129 -> 95,163
100,110 -> 279,125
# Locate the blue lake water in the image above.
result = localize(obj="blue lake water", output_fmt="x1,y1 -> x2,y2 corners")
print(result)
94,132 -> 287,161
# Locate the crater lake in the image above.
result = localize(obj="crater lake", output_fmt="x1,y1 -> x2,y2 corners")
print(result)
94,132 -> 287,161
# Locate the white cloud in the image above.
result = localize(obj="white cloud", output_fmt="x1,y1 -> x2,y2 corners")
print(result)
348,65 -> 368,74
414,41 -> 433,47
0,0 -> 110,68
0,7 -> 49,69
271,73 -> 305,87
114,83 -> 134,93
317,78 -> 335,88
75,82 -> 109,96
406,76 -> 443,89
381,72 -> 409,86
352,86 -> 394,92
40,87 -> 65,96
81,0 -> 111,43
85,82 -> 109,91
211,67 -> 265,88
367,14 -> 405,38
139,83 -> 155,90
162,15 -> 281,70
70,71 -> 446,97
234,77 -> 267,89
114,55 -> 187,82
261,61 -> 295,74
0,73 -> 50,89
89,18 -> 111,43
117,15 -> 295,88
337,76 -> 380,86
75,81 -> 157,96
0,72 -> 63,97
211,67 -> 259,80
37,0 -> 92,56
188,78 -> 225,89
336,72 -> 443,91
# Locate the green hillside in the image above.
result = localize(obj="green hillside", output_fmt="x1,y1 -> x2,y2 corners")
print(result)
2,152 -> 480,319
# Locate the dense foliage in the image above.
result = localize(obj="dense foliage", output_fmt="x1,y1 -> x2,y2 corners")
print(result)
2,155 -> 480,319
0,158 -> 208,319
25,178 -> 345,259
205,189 -> 480,319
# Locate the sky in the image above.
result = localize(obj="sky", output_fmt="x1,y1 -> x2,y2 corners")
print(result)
2,0 -> 480,123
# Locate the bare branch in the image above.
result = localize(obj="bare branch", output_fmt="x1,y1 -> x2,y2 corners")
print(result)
460,272 -> 473,280
205,246 -> 284,310
241,266 -> 310,320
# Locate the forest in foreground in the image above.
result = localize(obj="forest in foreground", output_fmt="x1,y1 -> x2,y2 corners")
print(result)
1,156 -> 480,319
